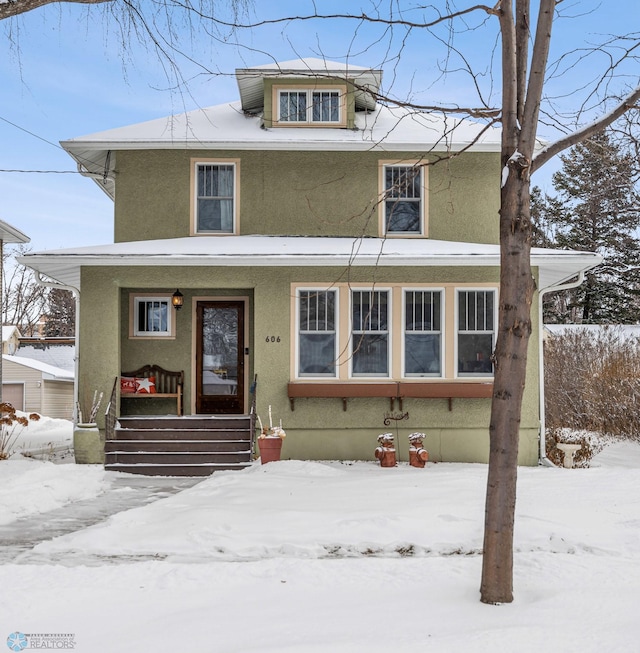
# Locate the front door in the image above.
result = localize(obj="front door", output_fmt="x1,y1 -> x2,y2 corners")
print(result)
196,301 -> 245,414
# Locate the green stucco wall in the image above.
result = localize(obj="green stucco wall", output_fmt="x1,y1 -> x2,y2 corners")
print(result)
113,149 -> 500,245
78,264 -> 541,466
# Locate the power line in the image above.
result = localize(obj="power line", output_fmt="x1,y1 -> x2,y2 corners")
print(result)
0,115 -> 64,151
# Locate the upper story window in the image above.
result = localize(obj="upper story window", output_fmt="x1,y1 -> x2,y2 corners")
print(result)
193,160 -> 239,234
457,289 -> 496,377
297,289 -> 337,377
380,162 -> 427,236
130,294 -> 176,339
404,289 -> 442,377
274,85 -> 347,127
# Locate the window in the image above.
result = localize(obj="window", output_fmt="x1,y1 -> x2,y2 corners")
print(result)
298,290 -> 337,377
195,162 -> 237,234
382,164 -> 425,235
276,87 -> 344,125
293,284 -> 497,381
404,290 -> 442,377
131,295 -> 175,338
457,290 -> 495,377
351,290 -> 389,376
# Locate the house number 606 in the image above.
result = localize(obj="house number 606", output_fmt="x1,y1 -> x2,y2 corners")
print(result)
265,336 -> 281,343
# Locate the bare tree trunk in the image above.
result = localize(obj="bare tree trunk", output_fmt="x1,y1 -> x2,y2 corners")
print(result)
480,0 -> 549,604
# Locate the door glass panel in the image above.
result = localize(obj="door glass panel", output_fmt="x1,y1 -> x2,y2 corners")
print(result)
201,306 -> 239,397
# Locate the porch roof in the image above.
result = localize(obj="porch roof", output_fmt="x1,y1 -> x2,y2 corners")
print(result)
19,235 -> 601,292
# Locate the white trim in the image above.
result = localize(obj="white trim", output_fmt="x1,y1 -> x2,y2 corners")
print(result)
401,288 -> 445,378
349,287 -> 392,379
454,288 -> 498,379
294,287 -> 339,379
130,294 -> 175,339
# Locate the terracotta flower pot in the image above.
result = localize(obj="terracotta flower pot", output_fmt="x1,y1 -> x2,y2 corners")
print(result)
258,437 -> 283,464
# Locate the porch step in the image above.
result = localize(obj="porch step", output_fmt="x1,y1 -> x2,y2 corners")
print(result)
106,415 -> 254,476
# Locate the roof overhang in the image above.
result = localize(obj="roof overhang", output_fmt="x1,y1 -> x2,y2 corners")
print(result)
0,220 -> 30,244
19,236 -> 602,292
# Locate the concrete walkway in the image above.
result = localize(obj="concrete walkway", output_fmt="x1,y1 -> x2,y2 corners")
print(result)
0,474 -> 201,565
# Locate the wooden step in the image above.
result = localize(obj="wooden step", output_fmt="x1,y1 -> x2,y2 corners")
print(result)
105,451 -> 251,465
107,414 -> 254,476
112,428 -> 250,441
117,416 -> 252,430
104,462 -> 252,476
105,439 -> 250,453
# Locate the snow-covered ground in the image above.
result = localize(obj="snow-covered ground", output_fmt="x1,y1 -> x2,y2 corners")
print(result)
1,417 -> 639,652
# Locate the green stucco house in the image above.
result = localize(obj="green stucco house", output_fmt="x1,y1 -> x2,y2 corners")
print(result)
21,58 -> 600,474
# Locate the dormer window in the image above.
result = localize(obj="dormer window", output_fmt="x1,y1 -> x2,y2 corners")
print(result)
273,85 -> 347,127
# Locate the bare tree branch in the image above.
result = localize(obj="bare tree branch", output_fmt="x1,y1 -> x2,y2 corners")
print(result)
0,0 -> 110,21
533,85 -> 640,173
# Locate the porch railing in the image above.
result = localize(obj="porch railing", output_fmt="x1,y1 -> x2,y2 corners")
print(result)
104,377 -> 118,442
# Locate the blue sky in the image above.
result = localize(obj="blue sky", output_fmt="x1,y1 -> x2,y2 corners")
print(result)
0,0 -> 638,252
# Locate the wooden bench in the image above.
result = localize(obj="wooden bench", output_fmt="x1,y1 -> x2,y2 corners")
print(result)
287,381 -> 494,411
120,364 -> 184,416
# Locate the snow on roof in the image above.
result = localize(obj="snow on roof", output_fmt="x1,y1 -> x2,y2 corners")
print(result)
235,58 -> 382,113
2,326 -> 21,342
3,355 -> 74,381
16,344 -> 76,373
19,235 -> 601,292
61,102 -> 502,200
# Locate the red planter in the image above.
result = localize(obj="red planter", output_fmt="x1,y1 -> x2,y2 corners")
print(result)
258,437 -> 283,464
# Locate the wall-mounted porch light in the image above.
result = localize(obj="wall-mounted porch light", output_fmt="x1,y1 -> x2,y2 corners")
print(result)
171,289 -> 184,310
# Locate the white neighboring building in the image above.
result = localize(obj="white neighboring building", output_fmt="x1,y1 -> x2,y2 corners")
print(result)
2,326 -> 21,355
2,355 -> 74,419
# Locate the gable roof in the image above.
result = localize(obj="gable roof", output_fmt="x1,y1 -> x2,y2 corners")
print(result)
19,235 -> 601,292
3,355 -> 73,381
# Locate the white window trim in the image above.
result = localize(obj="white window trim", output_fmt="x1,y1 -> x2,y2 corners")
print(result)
402,288 -> 445,378
291,283 -> 498,382
273,84 -> 347,127
295,287 -> 339,379
129,293 -> 176,339
378,161 -> 428,238
454,288 -> 497,379
349,287 -> 392,379
191,158 -> 240,236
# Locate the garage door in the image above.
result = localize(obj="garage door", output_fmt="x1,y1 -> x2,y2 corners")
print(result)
3,384 -> 24,411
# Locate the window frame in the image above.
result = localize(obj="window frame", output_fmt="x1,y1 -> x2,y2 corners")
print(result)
129,293 -> 176,339
295,288 -> 339,379
379,161 -> 428,237
272,84 -> 347,128
350,288 -> 391,378
455,288 -> 497,378
191,158 -> 240,235
402,288 -> 444,378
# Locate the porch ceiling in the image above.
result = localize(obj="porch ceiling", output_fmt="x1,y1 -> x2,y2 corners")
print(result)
18,235 -> 601,292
